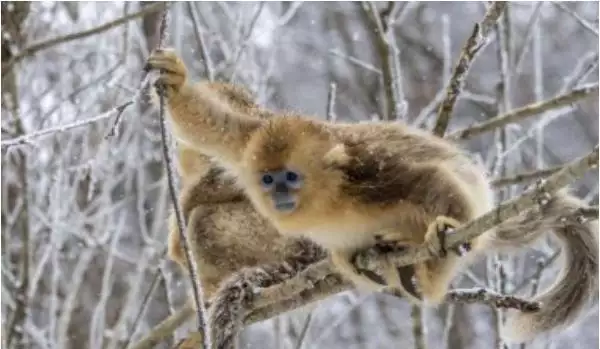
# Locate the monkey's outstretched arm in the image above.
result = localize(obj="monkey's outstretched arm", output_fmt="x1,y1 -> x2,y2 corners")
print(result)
146,49 -> 264,167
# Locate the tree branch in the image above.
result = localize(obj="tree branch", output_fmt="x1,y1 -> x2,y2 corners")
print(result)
432,1 -> 507,136
445,288 -> 539,312
491,165 -> 563,187
2,2 -> 166,70
153,10 -> 211,349
134,279 -> 542,349
326,82 -> 337,122
129,304 -> 195,349
1,101 -> 132,149
361,1 -> 398,121
186,2 -> 214,82
551,2 -> 599,37
447,82 -> 599,141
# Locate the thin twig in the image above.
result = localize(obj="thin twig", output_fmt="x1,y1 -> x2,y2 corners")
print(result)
445,289 -> 539,312
514,2 -> 544,72
432,1 -> 507,136
1,102 -> 132,148
411,304 -> 426,349
186,2 -> 214,82
326,82 -> 337,122
560,51 -> 599,92
119,270 -> 164,349
129,304 -> 195,349
390,39 -> 408,119
510,251 -> 560,295
441,304 -> 456,349
361,1 -> 397,121
328,49 -> 382,74
447,82 -> 599,140
491,165 -> 563,187
552,2 -> 599,37
2,3 -> 166,70
153,11 -> 211,349
441,14 -> 452,83
229,1 -> 266,81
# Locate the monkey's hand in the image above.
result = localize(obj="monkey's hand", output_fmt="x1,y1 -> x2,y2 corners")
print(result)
330,250 -> 389,290
424,216 -> 472,258
146,48 -> 188,98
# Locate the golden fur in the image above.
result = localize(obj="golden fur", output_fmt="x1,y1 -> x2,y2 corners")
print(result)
165,82 -> 324,300
149,48 -> 598,344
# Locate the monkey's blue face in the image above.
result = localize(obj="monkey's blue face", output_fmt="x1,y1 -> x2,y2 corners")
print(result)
259,168 -> 303,213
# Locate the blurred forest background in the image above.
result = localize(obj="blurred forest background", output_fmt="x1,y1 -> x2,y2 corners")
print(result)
1,1 -> 598,349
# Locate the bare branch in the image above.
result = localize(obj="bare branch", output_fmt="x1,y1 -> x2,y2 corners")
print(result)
153,10 -> 211,348
560,51 -> 599,92
411,304 -> 426,349
328,49 -> 382,74
552,2 -> 599,37
491,165 -> 563,187
119,271 -> 164,349
186,3 -> 214,82
2,3 -> 166,70
326,82 -> 337,122
432,1 -> 507,136
447,82 -> 599,141
514,2 -> 544,72
445,288 -> 539,312
361,2 -> 396,120
1,102 -> 132,149
510,251 -> 560,295
129,305 -> 195,349
132,266 -> 560,348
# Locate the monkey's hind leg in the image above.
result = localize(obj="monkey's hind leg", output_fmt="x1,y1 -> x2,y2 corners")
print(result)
415,216 -> 472,304
371,234 -> 426,304
330,250 -> 391,292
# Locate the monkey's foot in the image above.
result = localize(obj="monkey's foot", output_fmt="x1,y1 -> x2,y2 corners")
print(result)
373,233 -> 418,252
369,235 -> 424,301
145,48 -> 188,97
425,216 -> 471,258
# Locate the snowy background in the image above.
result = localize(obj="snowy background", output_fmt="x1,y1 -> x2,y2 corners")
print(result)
1,2 -> 598,349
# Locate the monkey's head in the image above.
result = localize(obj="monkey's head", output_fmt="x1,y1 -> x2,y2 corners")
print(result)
240,117 -> 345,230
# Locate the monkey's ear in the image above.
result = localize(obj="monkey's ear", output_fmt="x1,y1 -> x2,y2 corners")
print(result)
323,143 -> 351,167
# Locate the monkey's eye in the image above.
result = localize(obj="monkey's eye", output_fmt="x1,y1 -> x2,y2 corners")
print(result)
261,174 -> 274,187
285,171 -> 299,183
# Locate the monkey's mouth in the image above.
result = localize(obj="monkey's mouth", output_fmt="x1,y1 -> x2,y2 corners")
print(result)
274,201 -> 297,212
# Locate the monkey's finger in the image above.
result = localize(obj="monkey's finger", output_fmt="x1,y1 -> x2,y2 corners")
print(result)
154,74 -> 185,92
430,215 -> 463,258
146,56 -> 187,76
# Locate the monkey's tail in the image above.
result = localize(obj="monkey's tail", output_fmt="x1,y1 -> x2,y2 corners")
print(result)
482,189 -> 598,343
